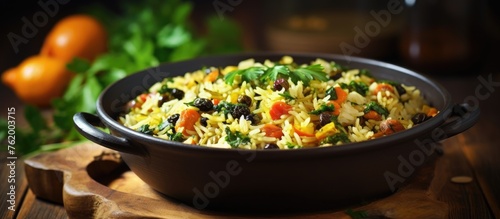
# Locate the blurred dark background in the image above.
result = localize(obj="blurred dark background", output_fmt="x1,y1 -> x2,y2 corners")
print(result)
1,0 -> 500,106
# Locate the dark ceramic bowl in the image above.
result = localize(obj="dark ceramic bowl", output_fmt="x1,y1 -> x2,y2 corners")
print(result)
73,53 -> 479,212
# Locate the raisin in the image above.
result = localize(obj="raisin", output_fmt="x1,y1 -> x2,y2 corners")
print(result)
273,78 -> 289,91
244,113 -> 260,125
395,84 -> 406,96
170,88 -> 185,99
237,95 -> 252,107
319,112 -> 333,127
200,117 -> 208,126
231,105 -> 251,119
193,98 -> 214,112
411,113 -> 428,124
264,143 -> 279,149
167,114 -> 180,124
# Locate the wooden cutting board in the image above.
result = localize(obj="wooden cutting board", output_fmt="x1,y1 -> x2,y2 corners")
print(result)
24,142 -> 448,218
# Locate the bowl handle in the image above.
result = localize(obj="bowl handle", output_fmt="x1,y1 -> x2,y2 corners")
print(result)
73,112 -> 147,156
436,103 -> 480,140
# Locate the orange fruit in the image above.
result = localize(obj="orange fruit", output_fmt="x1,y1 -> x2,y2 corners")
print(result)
2,56 -> 73,107
40,14 -> 107,63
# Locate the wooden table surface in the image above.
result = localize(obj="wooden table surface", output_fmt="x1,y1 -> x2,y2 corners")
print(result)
1,72 -> 499,218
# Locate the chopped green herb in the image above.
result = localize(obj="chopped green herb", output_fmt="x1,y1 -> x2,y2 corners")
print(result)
291,64 -> 328,85
158,120 -> 184,142
214,101 -> 243,117
364,101 -> 389,117
329,115 -> 347,133
255,100 -> 261,109
240,67 -> 266,83
338,81 -> 369,96
260,65 -> 290,83
224,66 -> 265,85
326,87 -> 338,100
137,124 -> 154,135
158,84 -> 173,94
184,100 -> 194,107
339,82 -> 349,90
330,115 -> 340,124
223,70 -> 238,85
349,81 -> 369,95
168,132 -> 184,142
279,91 -> 295,100
310,103 -> 335,115
226,64 -> 328,86
225,127 -> 250,148
321,133 -> 350,145
214,101 -> 233,116
286,142 -> 302,149
158,120 -> 172,131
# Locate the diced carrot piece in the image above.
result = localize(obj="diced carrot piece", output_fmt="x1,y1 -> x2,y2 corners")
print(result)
175,108 -> 201,136
213,98 -> 221,106
363,110 -> 382,121
133,93 -> 151,109
269,102 -> 292,120
204,69 -> 219,82
261,124 -> 283,139
372,131 -> 385,139
333,87 -> 347,104
328,101 -> 341,116
138,93 -> 149,102
379,119 -> 405,135
373,83 -> 394,96
427,107 -> 438,117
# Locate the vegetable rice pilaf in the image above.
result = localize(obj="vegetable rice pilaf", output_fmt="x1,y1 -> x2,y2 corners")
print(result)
120,56 -> 438,149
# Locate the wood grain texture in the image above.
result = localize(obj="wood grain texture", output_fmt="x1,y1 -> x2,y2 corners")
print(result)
434,73 -> 500,218
16,190 -> 68,219
433,137 -> 494,219
22,142 -> 448,218
0,152 -> 28,219
459,90 -> 500,218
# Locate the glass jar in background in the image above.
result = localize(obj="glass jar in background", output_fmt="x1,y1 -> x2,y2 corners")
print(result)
399,0 -> 485,75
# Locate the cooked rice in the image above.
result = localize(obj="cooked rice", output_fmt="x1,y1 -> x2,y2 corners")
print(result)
120,56 -> 436,149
